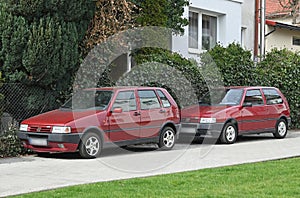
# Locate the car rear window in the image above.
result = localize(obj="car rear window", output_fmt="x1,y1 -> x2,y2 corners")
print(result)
157,90 -> 171,108
263,89 -> 283,105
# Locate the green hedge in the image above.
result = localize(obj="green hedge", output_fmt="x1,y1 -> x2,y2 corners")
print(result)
0,129 -> 27,158
256,49 -> 300,128
206,45 -> 300,128
129,48 -> 208,108
205,43 -> 257,86
0,71 -> 4,117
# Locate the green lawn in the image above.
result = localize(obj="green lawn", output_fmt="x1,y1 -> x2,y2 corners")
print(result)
14,158 -> 300,198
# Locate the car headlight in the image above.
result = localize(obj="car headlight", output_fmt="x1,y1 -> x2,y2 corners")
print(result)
19,124 -> 28,131
200,118 -> 217,124
52,126 -> 71,134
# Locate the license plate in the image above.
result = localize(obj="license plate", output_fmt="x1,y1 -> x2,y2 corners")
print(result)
29,138 -> 48,146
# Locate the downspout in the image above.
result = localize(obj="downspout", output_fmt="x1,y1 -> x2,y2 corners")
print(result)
254,0 -> 260,62
260,0 -> 266,60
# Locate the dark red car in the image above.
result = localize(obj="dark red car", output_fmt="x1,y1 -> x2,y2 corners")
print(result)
180,86 -> 291,144
17,87 -> 180,158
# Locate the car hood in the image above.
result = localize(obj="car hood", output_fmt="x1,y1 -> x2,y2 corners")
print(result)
181,105 -> 234,118
22,109 -> 105,126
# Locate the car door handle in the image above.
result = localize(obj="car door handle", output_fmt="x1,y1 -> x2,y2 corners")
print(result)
134,112 -> 141,116
159,109 -> 166,113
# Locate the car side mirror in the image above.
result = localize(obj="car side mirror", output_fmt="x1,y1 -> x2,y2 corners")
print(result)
242,102 -> 253,108
113,107 -> 123,113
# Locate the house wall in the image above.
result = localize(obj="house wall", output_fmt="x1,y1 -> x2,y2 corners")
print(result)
241,0 -> 255,52
265,25 -> 300,52
172,0 -> 247,60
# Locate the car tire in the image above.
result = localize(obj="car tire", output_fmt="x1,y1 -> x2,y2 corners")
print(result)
158,127 -> 176,150
79,132 -> 102,159
220,122 -> 238,144
273,119 -> 288,139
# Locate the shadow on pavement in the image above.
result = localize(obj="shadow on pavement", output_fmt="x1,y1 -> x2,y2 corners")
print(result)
33,131 -> 300,160
34,144 -> 159,160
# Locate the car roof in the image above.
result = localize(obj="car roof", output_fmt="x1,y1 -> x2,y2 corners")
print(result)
83,86 -> 165,91
227,86 -> 277,90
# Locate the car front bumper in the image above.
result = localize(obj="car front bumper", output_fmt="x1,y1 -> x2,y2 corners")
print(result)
17,131 -> 82,153
180,122 -> 224,138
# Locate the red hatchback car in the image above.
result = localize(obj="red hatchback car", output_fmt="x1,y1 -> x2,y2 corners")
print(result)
180,86 -> 291,144
17,87 -> 180,158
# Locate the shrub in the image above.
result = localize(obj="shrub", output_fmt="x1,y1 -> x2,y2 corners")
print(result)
128,49 -> 208,107
0,0 -> 96,121
256,49 -> 300,128
202,44 -> 299,128
204,43 -> 258,86
0,72 -> 4,119
0,129 -> 27,158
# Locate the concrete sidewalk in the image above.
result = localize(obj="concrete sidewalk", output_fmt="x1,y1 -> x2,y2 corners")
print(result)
1,131 -> 300,197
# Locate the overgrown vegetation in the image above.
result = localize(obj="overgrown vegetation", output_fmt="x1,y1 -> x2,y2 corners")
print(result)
0,129 -> 27,158
0,0 -> 96,118
256,49 -> 300,128
0,72 -> 4,118
130,49 -> 207,107
204,43 -> 257,86
205,44 -> 300,128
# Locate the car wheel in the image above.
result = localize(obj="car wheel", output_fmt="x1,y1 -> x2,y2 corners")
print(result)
79,132 -> 102,159
220,122 -> 238,144
273,119 -> 287,139
158,127 -> 176,150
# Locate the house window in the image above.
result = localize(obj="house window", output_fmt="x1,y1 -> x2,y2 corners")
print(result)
202,15 -> 217,50
189,11 -> 199,49
292,36 -> 300,46
188,11 -> 218,51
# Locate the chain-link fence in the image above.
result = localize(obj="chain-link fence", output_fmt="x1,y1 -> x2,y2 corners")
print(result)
0,83 -> 61,134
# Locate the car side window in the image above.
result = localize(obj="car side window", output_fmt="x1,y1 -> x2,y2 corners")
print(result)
138,90 -> 161,110
244,89 -> 264,106
263,89 -> 283,105
112,91 -> 137,112
157,90 -> 171,108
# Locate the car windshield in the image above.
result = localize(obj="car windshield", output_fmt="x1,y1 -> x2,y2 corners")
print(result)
61,90 -> 113,110
199,89 -> 244,106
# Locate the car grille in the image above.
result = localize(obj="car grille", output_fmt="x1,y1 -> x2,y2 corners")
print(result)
28,126 -> 52,133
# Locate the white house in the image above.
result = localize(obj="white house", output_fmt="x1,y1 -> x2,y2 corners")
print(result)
172,0 -> 256,60
265,0 -> 300,52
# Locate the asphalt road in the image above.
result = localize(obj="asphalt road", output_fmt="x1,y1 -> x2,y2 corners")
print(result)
1,131 -> 300,197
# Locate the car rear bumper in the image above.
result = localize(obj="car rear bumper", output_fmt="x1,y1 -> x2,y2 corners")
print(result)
17,131 -> 82,153
180,123 -> 224,138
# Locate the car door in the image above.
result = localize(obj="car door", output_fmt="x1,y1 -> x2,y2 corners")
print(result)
240,89 -> 269,133
108,90 -> 141,142
138,89 -> 166,139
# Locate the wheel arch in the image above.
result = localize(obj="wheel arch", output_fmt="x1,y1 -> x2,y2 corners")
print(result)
279,116 -> 288,123
161,121 -> 177,134
79,127 -> 105,147
224,118 -> 239,134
